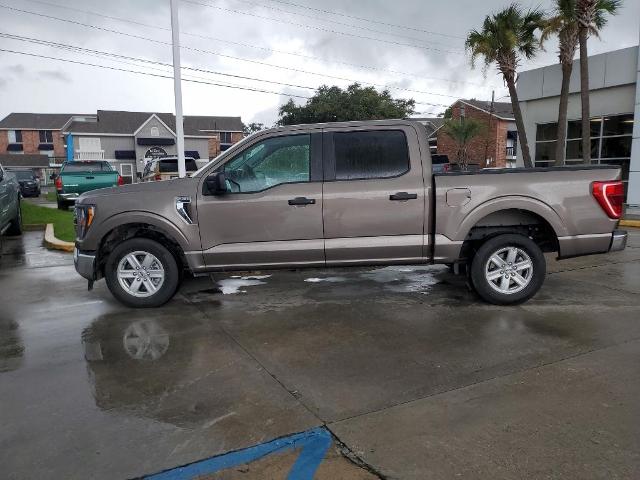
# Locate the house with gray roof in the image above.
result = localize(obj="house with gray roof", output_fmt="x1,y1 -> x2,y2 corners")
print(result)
0,110 -> 244,184
63,110 -> 244,183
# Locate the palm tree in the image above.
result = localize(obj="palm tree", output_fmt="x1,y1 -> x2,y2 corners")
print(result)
443,118 -> 485,170
466,4 -> 545,168
541,0 -> 580,166
576,0 -> 622,163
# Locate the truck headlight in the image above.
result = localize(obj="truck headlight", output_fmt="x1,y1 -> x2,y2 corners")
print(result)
75,205 -> 95,239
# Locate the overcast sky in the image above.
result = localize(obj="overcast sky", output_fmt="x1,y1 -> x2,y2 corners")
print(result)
0,0 -> 638,126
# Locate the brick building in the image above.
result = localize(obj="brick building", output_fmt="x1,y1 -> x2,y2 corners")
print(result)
436,99 -> 518,168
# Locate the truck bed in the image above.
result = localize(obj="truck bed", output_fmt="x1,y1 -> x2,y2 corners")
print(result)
432,165 -> 621,260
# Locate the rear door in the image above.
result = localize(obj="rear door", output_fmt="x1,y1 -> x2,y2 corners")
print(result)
322,125 -> 427,265
197,131 -> 325,269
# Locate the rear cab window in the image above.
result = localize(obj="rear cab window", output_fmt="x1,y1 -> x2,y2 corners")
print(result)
332,130 -> 410,180
62,161 -> 113,173
158,159 -> 198,172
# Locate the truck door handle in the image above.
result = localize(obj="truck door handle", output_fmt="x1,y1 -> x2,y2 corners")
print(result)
389,192 -> 418,201
288,197 -> 316,206
86,176 -> 95,180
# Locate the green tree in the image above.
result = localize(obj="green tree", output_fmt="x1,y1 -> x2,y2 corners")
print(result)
466,4 -> 545,168
277,83 -> 415,126
442,118 -> 485,170
576,0 -> 622,163
243,122 -> 266,135
541,0 -> 580,166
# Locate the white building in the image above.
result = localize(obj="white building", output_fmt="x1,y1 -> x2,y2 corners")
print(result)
516,44 -> 640,207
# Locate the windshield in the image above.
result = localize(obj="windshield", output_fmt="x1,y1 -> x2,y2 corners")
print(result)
14,170 -> 35,180
62,161 -> 113,173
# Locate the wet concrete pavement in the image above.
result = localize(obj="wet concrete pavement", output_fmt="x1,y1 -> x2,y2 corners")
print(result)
1,230 -> 639,479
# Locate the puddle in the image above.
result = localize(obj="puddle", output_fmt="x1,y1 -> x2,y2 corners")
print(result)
304,277 -> 347,283
362,265 -> 446,294
218,275 -> 271,294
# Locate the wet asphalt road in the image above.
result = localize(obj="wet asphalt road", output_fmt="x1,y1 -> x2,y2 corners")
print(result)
1,230 -> 639,479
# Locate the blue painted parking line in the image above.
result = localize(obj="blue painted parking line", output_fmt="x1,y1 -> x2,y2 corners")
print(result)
145,427 -> 333,480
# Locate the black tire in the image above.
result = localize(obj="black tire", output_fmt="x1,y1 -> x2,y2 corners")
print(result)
57,197 -> 68,210
6,198 -> 22,236
470,234 -> 546,305
105,238 -> 180,308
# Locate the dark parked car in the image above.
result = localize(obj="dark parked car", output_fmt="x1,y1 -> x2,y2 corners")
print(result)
431,154 -> 450,173
0,163 -> 22,243
13,170 -> 41,197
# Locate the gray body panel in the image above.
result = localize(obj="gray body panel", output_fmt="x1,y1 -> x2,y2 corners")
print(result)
74,120 -> 624,278
0,165 -> 19,234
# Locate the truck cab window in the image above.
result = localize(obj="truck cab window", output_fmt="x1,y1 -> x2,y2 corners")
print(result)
223,134 -> 310,193
333,130 -> 409,180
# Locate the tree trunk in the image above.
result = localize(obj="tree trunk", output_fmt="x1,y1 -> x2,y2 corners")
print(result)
555,61 -> 573,166
579,27 -> 591,163
506,79 -> 533,168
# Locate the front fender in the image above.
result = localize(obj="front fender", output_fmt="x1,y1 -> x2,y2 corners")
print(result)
81,211 -> 197,252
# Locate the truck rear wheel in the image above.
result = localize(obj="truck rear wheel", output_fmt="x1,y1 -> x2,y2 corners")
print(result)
470,234 -> 546,305
105,238 -> 180,308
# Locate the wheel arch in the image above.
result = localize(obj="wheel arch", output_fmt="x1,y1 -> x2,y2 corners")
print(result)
95,220 -> 189,279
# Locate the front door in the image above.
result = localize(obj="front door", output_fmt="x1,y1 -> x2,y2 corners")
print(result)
322,125 -> 427,265
197,132 -> 324,269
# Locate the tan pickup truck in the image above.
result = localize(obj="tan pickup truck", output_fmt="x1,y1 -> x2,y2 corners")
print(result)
73,120 -> 627,308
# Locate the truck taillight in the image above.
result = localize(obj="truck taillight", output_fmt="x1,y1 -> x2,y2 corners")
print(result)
592,181 -> 624,219
55,176 -> 63,191
117,175 -> 124,186
155,174 -> 162,181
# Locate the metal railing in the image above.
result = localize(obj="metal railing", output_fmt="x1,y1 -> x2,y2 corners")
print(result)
74,150 -> 105,160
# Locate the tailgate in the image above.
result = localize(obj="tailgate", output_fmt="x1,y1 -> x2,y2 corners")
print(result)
61,172 -> 119,194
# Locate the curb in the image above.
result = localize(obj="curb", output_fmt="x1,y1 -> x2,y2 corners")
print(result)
620,219 -> 640,228
43,223 -> 74,252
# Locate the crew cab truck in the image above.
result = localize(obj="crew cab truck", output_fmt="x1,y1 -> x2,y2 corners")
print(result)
72,120 -> 627,308
54,160 -> 123,210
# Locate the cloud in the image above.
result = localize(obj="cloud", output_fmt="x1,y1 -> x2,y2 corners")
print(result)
0,0 -> 637,124
37,70 -> 72,83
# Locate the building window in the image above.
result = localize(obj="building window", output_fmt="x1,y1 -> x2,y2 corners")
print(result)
460,104 -> 466,119
535,113 -> 634,189
8,130 -> 22,143
39,130 -> 54,143
220,132 -> 233,144
150,126 -> 159,137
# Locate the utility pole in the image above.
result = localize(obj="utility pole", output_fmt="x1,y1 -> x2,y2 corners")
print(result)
170,0 -> 186,178
483,90 -> 495,168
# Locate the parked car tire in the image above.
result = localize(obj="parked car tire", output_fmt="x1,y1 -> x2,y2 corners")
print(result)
105,238 -> 180,308
470,234 -> 545,305
57,197 -> 71,210
6,198 -> 22,236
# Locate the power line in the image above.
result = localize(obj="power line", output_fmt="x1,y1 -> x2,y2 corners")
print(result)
188,0 -> 464,50
263,0 -> 466,40
181,0 -> 464,54
21,0 -> 486,88
0,32 -> 450,109
0,48 -> 313,99
0,33 -> 319,93
0,4 -> 463,101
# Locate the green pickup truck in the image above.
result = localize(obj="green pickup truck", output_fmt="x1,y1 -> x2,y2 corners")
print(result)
54,161 -> 123,210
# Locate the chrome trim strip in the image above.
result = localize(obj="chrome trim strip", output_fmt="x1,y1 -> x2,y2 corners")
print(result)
175,196 -> 193,224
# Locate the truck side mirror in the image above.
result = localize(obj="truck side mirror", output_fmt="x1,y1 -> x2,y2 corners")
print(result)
205,172 -> 228,195
50,173 -> 57,180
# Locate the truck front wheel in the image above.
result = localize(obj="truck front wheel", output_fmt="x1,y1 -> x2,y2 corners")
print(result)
470,234 -> 546,305
105,238 -> 180,308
